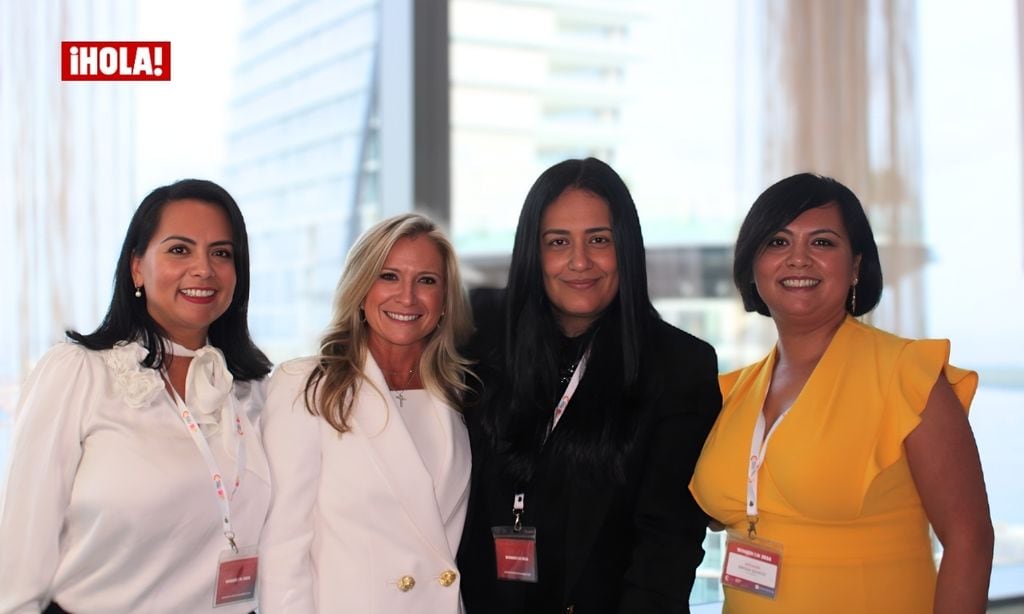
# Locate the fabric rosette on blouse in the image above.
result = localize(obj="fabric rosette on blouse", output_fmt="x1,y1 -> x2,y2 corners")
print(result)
102,342 -> 164,410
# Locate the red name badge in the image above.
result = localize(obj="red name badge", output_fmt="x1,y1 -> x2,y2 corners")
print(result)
214,549 -> 258,607
721,532 -> 783,599
491,526 -> 539,583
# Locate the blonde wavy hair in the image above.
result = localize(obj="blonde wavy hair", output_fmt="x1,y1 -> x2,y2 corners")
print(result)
304,213 -> 474,434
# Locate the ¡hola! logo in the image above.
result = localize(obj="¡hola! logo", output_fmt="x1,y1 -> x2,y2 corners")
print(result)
61,41 -> 171,81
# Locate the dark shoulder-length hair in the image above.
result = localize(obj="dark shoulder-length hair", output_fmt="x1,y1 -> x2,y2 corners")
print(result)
482,157 -> 659,482
67,179 -> 271,381
734,172 -> 883,317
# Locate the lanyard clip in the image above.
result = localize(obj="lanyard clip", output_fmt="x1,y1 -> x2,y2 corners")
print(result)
225,530 -> 239,554
512,492 -> 525,532
746,515 -> 759,541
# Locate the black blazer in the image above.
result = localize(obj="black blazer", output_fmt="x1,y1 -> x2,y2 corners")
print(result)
458,289 -> 722,614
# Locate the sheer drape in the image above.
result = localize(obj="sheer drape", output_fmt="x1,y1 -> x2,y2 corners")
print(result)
1018,0 -> 1024,269
0,0 -> 135,385
742,0 -> 925,336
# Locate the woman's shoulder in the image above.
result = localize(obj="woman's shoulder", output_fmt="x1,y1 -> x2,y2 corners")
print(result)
466,287 -> 507,362
39,339 -> 135,363
469,286 -> 505,312
468,286 -> 506,332
21,341 -> 163,410
842,317 -> 953,366
845,316 -> 912,345
715,356 -> 772,401
25,341 -> 105,384
36,340 -> 95,364
269,356 -> 319,386
263,357 -> 322,419
645,318 -> 717,362
842,316 -> 976,404
44,339 -> 156,373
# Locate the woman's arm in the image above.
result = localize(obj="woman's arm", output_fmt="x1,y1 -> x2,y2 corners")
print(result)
905,373 -> 993,614
0,345 -> 89,613
258,362 -> 323,614
618,338 -> 722,614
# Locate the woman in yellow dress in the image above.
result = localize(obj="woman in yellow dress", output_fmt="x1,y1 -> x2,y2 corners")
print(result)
690,173 -> 993,613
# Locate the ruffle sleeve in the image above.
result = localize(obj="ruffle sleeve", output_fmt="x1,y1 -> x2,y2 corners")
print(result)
869,338 -> 979,486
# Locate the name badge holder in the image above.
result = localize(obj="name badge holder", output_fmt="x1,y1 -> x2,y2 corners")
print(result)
166,381 -> 259,607
491,493 -> 539,582
215,546 -> 260,606
721,410 -> 788,600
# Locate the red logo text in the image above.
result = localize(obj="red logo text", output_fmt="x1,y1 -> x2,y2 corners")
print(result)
61,42 -> 171,81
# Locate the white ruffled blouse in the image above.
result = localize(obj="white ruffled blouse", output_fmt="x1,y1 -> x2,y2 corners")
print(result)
0,341 -> 270,614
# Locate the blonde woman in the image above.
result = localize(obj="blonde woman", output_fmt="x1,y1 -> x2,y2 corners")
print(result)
258,213 -> 474,613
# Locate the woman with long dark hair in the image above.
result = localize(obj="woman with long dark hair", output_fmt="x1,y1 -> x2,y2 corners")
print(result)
457,158 -> 722,613
0,179 -> 271,613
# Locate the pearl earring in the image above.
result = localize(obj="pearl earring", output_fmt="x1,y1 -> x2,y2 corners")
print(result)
135,286 -> 143,298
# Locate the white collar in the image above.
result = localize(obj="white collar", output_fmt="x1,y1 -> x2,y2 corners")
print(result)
167,339 -> 208,358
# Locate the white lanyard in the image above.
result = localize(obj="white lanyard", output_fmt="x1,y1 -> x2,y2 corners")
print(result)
167,384 -> 246,552
514,345 -> 591,530
550,346 -> 591,434
745,408 -> 789,539
510,346 -> 589,534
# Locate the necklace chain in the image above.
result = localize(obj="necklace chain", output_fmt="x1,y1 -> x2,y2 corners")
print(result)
385,368 -> 416,389
386,368 -> 416,408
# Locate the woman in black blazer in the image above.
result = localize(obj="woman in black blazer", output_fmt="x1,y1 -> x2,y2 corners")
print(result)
457,157 -> 722,613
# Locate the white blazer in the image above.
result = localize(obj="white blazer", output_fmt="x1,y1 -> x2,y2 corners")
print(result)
258,355 -> 471,614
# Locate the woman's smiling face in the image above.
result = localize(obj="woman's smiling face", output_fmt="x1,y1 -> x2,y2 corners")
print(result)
131,199 -> 236,349
753,203 -> 861,326
539,188 -> 620,337
362,234 -> 447,354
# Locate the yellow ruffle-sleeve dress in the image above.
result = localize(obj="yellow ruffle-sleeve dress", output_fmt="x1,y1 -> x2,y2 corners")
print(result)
690,317 -> 978,613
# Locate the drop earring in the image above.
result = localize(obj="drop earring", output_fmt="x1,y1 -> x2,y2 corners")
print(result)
849,279 -> 858,314
134,286 -> 143,298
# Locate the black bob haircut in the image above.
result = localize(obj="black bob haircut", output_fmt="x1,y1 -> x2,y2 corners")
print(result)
733,172 -> 883,317
68,178 -> 271,381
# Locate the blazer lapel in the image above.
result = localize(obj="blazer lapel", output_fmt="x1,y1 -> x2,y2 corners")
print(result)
350,355 -> 455,560
430,396 -> 471,528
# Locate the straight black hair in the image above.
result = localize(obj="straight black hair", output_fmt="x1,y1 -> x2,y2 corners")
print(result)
734,172 -> 883,317
481,157 -> 660,482
68,178 -> 271,381
505,157 -> 656,385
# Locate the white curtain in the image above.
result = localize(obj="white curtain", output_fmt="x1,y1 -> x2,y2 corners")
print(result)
1019,0 -> 1024,270
740,0 -> 924,337
0,0 -> 136,388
